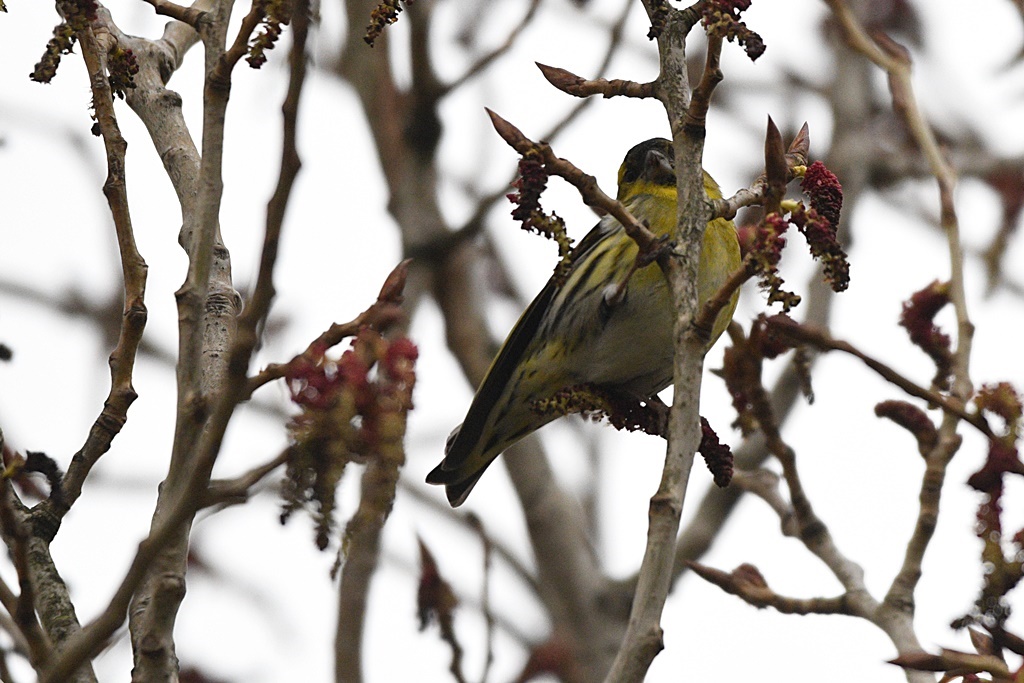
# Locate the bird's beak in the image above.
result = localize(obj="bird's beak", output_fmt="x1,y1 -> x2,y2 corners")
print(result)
643,147 -> 675,186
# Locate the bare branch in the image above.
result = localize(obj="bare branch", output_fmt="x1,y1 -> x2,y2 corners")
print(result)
688,561 -> 850,615
202,451 -> 288,509
57,19 -> 149,516
605,4 -> 710,681
767,320 -> 991,438
0,484 -> 52,672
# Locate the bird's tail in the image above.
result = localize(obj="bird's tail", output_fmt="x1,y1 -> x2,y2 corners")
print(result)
425,423 -> 498,507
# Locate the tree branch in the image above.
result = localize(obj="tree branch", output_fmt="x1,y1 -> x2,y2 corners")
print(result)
604,4 -> 708,681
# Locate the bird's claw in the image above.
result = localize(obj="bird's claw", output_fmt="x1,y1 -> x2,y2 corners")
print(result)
636,234 -> 673,268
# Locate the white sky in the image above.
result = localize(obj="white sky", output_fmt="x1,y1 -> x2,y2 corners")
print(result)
2,0 -> 1024,681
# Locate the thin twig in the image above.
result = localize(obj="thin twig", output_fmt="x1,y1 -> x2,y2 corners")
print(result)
443,0 -> 542,94
536,62 -> 656,100
824,2 -> 974,635
202,451 -> 289,509
485,109 -> 661,253
57,22 -> 149,517
688,561 -> 850,615
140,0 -> 206,28
220,1 -> 266,71
768,320 -> 991,438
451,0 -> 636,247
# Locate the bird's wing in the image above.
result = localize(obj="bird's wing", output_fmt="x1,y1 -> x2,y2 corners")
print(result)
440,217 -> 617,468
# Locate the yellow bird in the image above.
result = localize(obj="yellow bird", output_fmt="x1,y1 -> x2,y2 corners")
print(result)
427,138 -> 740,506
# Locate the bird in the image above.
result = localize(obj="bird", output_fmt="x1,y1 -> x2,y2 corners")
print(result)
427,138 -> 741,507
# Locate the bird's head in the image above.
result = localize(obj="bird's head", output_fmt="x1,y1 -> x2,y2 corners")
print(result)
616,137 -> 723,202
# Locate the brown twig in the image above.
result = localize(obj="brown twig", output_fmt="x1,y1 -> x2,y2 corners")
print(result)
694,120 -> 811,337
728,468 -> 798,537
485,109 -> 662,254
824,4 -> 975,644
247,261 -> 410,398
202,451 -> 289,509
443,0 -> 542,94
688,561 -> 850,615
767,319 -> 992,438
219,1 -> 267,71
446,0 -> 635,259
234,0 -> 311,372
711,121 -> 810,222
536,62 -> 656,100
57,21 -> 149,517
683,32 -> 722,136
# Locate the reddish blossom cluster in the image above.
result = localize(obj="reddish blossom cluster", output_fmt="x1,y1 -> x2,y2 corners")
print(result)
899,281 -> 953,389
750,213 -> 801,312
744,160 -> 849,311
873,400 -> 938,456
958,382 -> 1024,636
533,384 -> 668,438
287,330 -> 418,448
508,151 -> 549,228
248,0 -> 293,68
787,161 -> 850,293
720,314 -> 805,434
701,0 -> 765,61
507,151 -> 574,281
281,328 -> 418,550
968,383 -> 1024,497
364,0 -> 415,47
699,417 -> 733,487
791,204 -> 850,292
107,47 -> 139,100
801,161 -> 843,229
